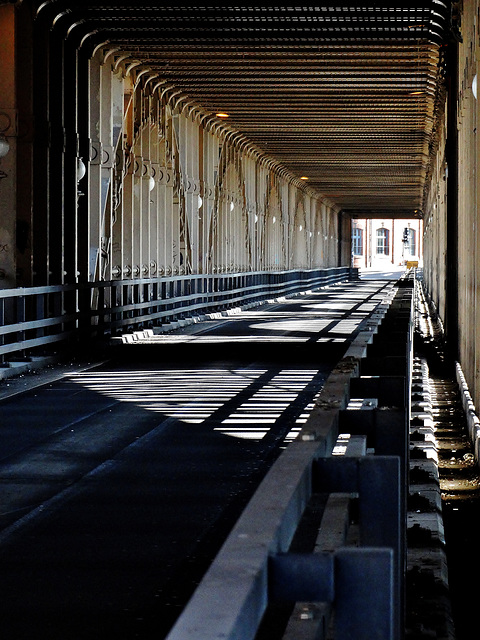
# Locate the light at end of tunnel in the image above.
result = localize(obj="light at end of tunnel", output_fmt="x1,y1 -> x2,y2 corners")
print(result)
300,176 -> 309,180
216,112 -> 229,118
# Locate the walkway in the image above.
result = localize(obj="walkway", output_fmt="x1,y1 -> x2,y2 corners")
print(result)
359,266 -> 409,281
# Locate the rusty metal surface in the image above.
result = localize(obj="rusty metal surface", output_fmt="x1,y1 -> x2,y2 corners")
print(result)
38,2 -> 451,217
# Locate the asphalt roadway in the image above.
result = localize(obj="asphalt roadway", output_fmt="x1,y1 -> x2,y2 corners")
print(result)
0,278 -> 397,639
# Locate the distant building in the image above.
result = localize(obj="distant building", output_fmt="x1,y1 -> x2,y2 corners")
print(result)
351,219 -> 423,269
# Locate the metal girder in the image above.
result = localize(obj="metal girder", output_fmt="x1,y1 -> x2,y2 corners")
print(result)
36,1 -> 452,218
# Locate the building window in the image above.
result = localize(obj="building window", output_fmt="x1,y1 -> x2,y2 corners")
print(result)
352,228 -> 363,255
405,228 -> 416,256
376,228 -> 389,255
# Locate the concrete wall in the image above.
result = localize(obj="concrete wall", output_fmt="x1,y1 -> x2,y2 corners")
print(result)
423,108 -> 448,325
424,0 -> 480,406
457,0 -> 480,407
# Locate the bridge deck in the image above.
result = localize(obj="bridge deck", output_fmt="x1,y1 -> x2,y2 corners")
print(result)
0,279 -> 399,639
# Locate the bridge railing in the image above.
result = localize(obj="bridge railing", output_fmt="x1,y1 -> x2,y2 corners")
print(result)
0,267 -> 356,365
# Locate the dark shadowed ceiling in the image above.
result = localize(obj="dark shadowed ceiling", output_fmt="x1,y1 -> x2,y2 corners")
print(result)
40,1 -> 453,218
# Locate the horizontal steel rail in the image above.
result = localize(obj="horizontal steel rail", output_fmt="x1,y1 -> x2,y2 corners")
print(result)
0,267 -> 355,364
0,267 -> 356,364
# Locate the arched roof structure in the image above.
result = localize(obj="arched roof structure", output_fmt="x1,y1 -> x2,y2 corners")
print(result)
34,1 -> 453,218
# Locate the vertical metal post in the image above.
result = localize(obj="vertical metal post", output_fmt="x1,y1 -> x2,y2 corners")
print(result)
76,45 -> 91,286
335,548 -> 395,640
445,32 -> 460,361
31,8 -> 50,286
36,293 -> 45,340
16,294 -> 26,357
358,456 -> 403,640
48,23 -> 65,286
63,35 -> 79,288
315,455 -> 403,639
0,297 -> 4,365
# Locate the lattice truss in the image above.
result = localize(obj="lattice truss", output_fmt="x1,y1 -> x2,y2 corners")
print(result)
87,50 -> 338,280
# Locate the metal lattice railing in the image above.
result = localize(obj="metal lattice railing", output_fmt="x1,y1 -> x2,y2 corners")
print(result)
0,267 -> 356,365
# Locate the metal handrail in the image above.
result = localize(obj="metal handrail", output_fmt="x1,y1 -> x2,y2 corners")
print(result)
0,267 -> 356,364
